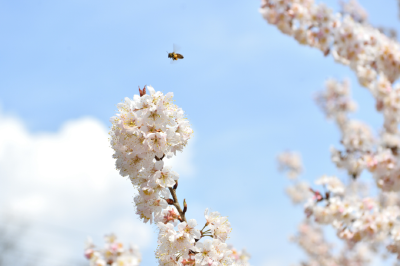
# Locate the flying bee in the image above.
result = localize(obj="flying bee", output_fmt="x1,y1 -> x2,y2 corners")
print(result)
168,52 -> 184,61
167,44 -> 184,61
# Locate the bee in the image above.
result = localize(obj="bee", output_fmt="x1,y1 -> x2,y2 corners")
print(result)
168,44 -> 184,61
168,52 -> 184,61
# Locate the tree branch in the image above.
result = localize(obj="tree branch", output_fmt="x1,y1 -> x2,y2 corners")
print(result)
168,185 -> 187,223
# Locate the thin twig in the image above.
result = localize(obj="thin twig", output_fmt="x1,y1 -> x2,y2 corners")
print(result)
156,154 -> 187,223
168,185 -> 187,223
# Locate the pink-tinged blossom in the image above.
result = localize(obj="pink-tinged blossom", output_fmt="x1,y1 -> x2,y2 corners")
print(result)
154,166 -> 179,188
156,222 -> 194,264
315,175 -> 345,195
204,209 -> 232,242
84,234 -> 141,266
204,209 -> 222,226
177,219 -> 201,242
210,218 -> 232,243
194,239 -> 217,265
155,206 -> 181,225
277,151 -> 303,179
286,181 -> 312,204
290,220 -> 371,266
144,132 -> 168,154
228,245 -> 250,266
315,78 -> 357,127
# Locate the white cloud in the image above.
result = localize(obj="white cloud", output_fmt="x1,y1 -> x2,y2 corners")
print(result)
0,110 -> 195,264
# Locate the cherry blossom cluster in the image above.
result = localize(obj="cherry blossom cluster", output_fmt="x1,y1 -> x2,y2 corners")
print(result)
290,220 -> 371,266
228,246 -> 251,265
277,151 -> 303,179
286,181 -> 311,204
315,79 -> 375,179
260,0 -> 400,87
314,78 -> 357,128
304,175 -> 400,245
278,153 -> 388,264
339,0 -> 368,24
108,86 -> 246,266
277,151 -> 311,204
155,209 -> 234,265
109,85 -> 193,223
278,150 -> 377,264
371,76 -> 400,135
84,234 -> 141,266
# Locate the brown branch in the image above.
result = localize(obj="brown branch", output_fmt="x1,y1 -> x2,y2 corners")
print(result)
155,154 -> 187,223
168,185 -> 187,223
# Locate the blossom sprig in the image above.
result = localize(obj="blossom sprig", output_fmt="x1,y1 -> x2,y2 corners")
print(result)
109,86 -> 243,265
109,85 -> 193,224
84,234 -> 141,266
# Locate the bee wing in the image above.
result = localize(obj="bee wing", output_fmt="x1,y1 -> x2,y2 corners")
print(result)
173,43 -> 181,53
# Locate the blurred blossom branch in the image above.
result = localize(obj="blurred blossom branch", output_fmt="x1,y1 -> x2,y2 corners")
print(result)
264,0 -> 400,263
84,234 -> 141,266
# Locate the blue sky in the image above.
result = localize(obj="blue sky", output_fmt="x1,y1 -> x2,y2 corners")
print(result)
0,0 -> 399,265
